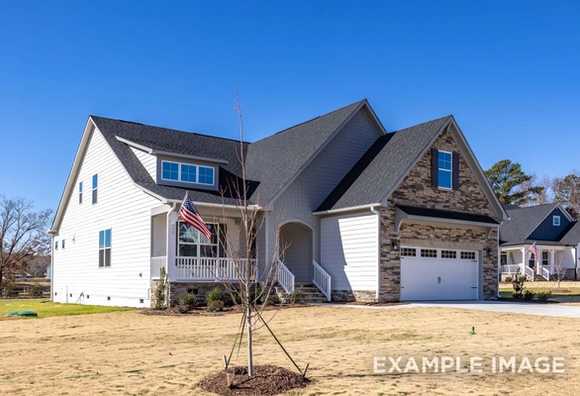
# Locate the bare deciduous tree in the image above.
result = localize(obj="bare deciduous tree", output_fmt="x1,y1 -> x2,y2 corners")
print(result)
210,99 -> 305,381
0,197 -> 51,288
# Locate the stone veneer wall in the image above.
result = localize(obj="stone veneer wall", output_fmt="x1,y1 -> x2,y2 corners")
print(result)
391,129 -> 495,217
331,290 -> 376,303
378,126 -> 501,302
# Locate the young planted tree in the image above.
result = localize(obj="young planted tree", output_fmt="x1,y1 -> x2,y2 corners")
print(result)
485,160 -> 544,207
0,197 -> 51,288
212,100 -> 305,380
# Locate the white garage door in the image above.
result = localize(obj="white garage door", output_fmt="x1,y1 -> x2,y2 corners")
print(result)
400,247 -> 479,301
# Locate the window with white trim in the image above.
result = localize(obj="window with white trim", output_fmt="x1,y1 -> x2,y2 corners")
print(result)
542,251 -> 549,266
553,215 -> 561,226
177,222 -> 225,257
99,229 -> 111,267
421,249 -> 437,258
54,240 -> 58,250
78,182 -> 83,204
61,239 -> 65,249
437,150 -> 453,189
92,174 -> 98,204
161,161 -> 215,186
400,247 -> 417,257
500,252 -> 507,266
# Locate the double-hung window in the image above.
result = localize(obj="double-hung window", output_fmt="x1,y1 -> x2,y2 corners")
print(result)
161,161 -> 215,186
177,222 -> 224,257
99,229 -> 112,267
79,182 -> 83,204
92,174 -> 98,204
553,215 -> 561,226
542,251 -> 549,266
437,150 -> 453,189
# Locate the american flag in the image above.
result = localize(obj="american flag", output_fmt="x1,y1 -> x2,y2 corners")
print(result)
179,193 -> 212,241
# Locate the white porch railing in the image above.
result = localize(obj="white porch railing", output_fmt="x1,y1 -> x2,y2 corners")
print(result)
500,264 -> 523,274
276,259 -> 295,294
312,260 -> 332,302
151,256 -> 166,279
174,257 -> 255,282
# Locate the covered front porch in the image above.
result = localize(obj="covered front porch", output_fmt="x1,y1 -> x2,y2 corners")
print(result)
501,244 -> 577,281
147,205 -> 331,301
149,204 -> 257,283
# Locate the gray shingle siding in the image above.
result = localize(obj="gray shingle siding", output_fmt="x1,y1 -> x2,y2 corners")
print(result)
266,106 -> 385,262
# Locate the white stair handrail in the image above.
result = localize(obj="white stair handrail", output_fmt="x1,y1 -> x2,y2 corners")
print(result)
276,259 -> 295,294
312,260 -> 332,302
541,266 -> 550,281
524,265 -> 535,281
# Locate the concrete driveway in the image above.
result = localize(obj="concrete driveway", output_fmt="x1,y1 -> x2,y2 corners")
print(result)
324,301 -> 580,318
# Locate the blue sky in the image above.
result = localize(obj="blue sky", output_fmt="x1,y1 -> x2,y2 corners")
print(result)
1,1 -> 579,211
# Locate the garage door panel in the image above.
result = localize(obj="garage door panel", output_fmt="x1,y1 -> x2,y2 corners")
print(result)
401,247 -> 479,301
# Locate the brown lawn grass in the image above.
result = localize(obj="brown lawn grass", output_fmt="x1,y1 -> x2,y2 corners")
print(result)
0,306 -> 579,395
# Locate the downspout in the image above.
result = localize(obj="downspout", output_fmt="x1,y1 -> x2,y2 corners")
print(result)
49,233 -> 55,301
370,205 -> 381,302
166,202 -> 178,307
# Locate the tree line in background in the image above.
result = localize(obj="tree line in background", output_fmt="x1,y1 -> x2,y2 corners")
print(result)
0,196 -> 51,290
485,159 -> 579,215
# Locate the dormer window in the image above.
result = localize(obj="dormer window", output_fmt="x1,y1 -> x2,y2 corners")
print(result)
162,161 -> 179,180
161,160 -> 215,186
553,215 -> 561,226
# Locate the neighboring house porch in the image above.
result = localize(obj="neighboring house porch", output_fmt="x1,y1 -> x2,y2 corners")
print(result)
500,244 -> 577,281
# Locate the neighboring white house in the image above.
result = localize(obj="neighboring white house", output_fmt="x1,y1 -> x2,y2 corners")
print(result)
499,203 -> 579,281
50,100 -> 507,307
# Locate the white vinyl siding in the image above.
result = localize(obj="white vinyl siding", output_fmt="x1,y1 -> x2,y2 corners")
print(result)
130,146 -> 157,180
52,126 -> 161,308
320,212 -> 379,292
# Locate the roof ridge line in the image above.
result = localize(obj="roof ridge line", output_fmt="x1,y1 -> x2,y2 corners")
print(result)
252,99 -> 365,143
90,115 -> 249,145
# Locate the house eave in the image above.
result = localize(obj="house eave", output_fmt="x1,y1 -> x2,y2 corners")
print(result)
312,203 -> 382,216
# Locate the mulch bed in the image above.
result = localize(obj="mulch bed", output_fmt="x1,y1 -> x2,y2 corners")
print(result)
198,365 -> 310,395
141,304 -> 312,317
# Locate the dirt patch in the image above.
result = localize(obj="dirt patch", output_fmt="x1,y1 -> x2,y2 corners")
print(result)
198,365 -> 309,395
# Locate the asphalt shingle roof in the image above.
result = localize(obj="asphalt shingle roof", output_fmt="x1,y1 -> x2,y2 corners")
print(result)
91,101 -> 364,206
397,205 -> 499,224
318,115 -> 452,211
245,100 -> 364,204
500,203 -> 579,246
91,116 -> 255,205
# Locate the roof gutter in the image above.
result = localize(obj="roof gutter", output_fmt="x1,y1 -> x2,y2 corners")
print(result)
312,203 -> 382,216
164,198 -> 263,211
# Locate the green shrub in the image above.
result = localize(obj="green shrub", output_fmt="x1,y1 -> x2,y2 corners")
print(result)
207,287 -> 223,303
207,300 -> 225,312
154,267 -> 167,310
536,291 -> 552,302
512,273 -> 526,299
31,284 -> 44,297
176,292 -> 197,313
523,290 -> 535,300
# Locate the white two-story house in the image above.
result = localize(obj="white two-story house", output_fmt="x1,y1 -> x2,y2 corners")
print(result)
50,99 -> 506,307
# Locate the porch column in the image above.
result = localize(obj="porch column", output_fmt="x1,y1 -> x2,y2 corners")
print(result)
166,208 -> 178,281
550,249 -> 556,274
521,247 -> 526,274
